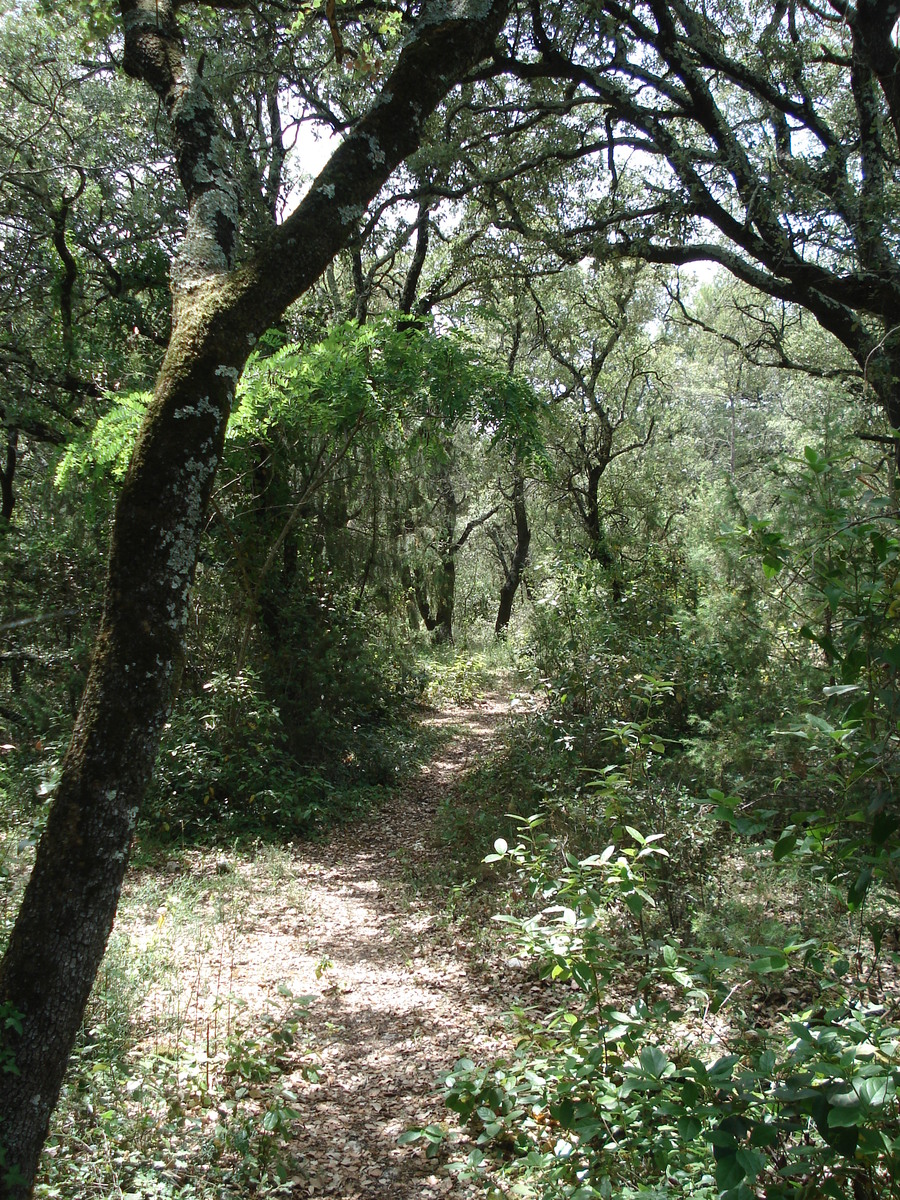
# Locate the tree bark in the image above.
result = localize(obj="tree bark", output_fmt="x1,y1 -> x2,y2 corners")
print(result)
495,467 -> 531,634
417,474 -> 498,644
433,556 -> 456,644
584,460 -> 612,565
0,1 -> 510,1192
407,563 -> 438,632
0,427 -> 17,524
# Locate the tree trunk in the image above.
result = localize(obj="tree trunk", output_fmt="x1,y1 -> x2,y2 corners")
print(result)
584,461 -> 610,563
433,557 -> 456,644
0,327 -> 233,1194
866,347 -> 900,467
402,563 -> 431,630
0,427 -> 16,524
495,469 -> 531,635
407,559 -> 455,642
0,2 -> 509,1192
582,460 -> 623,601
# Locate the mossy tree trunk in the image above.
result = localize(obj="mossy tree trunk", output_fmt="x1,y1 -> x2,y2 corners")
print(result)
432,555 -> 457,644
0,1 -> 509,1193
410,468 -> 498,645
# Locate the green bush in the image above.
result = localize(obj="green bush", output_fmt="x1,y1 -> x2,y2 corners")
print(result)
437,817 -> 900,1200
144,669 -> 374,843
256,586 -> 416,769
525,554 -> 785,794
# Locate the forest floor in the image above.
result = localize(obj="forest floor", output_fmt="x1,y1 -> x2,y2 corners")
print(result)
271,692 -> 520,1198
104,688 -> 539,1199
31,680 -> 896,1199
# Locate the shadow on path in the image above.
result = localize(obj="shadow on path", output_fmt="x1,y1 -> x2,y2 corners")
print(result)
274,692 -> 522,1198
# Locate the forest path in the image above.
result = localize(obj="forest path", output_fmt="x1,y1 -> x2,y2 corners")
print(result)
254,691 -> 525,1198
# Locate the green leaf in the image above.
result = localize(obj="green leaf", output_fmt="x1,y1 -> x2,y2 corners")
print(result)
714,1152 -> 745,1190
709,1056 -> 741,1080
858,1075 -> 894,1108
823,583 -> 845,612
708,1129 -> 738,1149
803,445 -> 828,473
772,832 -> 797,862
828,1090 -> 863,1127
735,1147 -> 766,1180
639,1045 -> 671,1078
678,1116 -> 702,1141
848,867 -> 873,909
750,1122 -> 778,1148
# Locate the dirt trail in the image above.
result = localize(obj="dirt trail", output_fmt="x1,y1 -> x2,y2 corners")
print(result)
262,694 -> 520,1198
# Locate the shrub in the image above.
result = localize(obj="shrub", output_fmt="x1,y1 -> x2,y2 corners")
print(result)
438,817 -> 900,1200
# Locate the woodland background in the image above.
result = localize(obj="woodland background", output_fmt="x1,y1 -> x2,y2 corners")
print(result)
1,0 -> 899,1196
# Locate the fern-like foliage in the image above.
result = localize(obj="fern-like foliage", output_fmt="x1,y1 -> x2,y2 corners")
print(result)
53,317 -> 543,513
231,316 -> 542,454
55,391 -> 151,492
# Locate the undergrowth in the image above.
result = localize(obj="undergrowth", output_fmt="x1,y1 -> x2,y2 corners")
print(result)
35,851 -> 318,1199
408,460 -> 900,1199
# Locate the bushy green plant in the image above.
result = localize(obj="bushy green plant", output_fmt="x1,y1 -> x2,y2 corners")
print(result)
143,670 -> 324,842
255,585 -> 417,770
433,818 -> 900,1200
34,866 -> 316,1200
525,552 -> 783,791
422,651 -> 497,706
142,596 -> 423,843
39,994 -> 313,1198
730,447 -> 900,922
